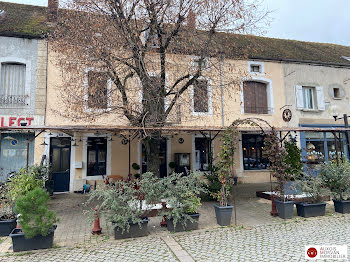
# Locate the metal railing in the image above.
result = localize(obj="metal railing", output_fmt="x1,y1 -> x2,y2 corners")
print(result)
0,95 -> 27,107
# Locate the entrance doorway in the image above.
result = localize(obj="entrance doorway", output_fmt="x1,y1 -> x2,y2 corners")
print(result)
50,137 -> 71,192
142,138 -> 167,178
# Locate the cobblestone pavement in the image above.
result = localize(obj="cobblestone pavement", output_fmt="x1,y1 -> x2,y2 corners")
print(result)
1,214 -> 350,261
174,214 -> 350,262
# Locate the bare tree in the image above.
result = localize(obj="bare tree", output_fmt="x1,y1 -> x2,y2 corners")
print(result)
50,0 -> 269,177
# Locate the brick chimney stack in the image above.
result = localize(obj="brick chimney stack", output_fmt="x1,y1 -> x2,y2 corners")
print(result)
187,9 -> 196,30
47,0 -> 58,23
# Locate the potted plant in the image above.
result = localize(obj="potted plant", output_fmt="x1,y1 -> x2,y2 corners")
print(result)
264,132 -> 301,219
162,172 -> 205,232
295,174 -> 328,218
214,126 -> 237,226
10,187 -> 57,252
86,172 -> 163,239
319,160 -> 350,213
0,202 -> 16,237
132,163 -> 141,180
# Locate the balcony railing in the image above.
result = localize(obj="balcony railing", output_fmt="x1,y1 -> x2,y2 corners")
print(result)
0,95 -> 27,107
244,107 -> 273,114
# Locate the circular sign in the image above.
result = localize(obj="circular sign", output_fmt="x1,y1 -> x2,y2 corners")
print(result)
307,247 -> 317,258
178,138 -> 184,144
282,109 -> 292,122
121,138 -> 128,145
10,139 -> 18,146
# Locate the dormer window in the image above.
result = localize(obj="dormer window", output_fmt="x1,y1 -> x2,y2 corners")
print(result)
250,65 -> 260,73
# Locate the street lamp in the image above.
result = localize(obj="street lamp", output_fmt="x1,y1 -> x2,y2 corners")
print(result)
330,105 -> 350,160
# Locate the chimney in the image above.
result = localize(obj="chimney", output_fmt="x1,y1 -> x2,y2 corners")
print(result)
187,9 -> 196,30
47,0 -> 58,23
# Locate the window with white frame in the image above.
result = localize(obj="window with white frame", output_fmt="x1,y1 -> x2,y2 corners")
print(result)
248,61 -> 264,74
87,71 -> 108,109
302,86 -> 316,110
193,79 -> 209,113
0,63 -> 26,107
295,85 -> 325,111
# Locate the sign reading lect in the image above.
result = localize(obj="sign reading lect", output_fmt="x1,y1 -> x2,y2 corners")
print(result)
0,117 -> 34,127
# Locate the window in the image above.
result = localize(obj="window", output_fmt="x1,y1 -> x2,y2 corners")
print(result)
242,134 -> 268,170
193,79 -> 209,113
243,81 -> 268,114
333,88 -> 340,98
87,137 -> 107,176
0,63 -> 26,106
193,57 -> 208,69
295,85 -> 325,111
250,65 -> 261,73
303,132 -> 346,163
302,86 -> 315,110
87,71 -> 108,109
194,137 -> 211,171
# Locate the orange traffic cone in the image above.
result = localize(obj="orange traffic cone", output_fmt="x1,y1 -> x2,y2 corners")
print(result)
16,214 -> 21,229
92,207 -> 102,235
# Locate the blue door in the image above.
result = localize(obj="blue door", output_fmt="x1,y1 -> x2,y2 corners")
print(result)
50,137 -> 71,192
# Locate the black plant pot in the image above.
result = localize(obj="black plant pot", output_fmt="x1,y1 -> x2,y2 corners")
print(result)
10,225 -> 57,252
166,213 -> 200,232
114,218 -> 149,239
275,200 -> 294,219
333,200 -> 350,214
296,202 -> 326,218
214,204 -> 233,226
0,217 -> 16,236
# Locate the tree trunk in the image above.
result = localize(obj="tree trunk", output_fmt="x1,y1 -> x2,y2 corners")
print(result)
143,132 -> 161,177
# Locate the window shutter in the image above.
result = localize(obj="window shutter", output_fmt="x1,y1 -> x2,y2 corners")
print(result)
295,85 -> 303,109
316,86 -> 325,110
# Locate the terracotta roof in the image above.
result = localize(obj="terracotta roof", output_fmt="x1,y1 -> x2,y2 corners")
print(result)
1,1 -> 350,66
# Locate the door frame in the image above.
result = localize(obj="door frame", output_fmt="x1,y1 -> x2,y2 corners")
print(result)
82,133 -> 111,181
44,132 -> 75,192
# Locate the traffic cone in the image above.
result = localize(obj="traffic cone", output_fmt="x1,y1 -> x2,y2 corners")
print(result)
16,214 -> 21,229
92,207 -> 102,235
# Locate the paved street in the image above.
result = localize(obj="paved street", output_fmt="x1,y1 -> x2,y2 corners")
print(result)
1,214 -> 350,261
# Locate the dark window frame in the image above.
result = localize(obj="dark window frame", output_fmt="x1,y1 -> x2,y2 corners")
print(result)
87,137 -> 107,176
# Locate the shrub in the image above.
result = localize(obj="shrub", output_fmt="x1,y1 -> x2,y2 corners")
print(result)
14,187 -> 57,238
319,160 -> 350,201
297,173 -> 328,203
162,171 -> 206,228
6,167 -> 45,203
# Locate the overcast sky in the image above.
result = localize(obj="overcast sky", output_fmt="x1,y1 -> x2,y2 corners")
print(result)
2,0 -> 350,46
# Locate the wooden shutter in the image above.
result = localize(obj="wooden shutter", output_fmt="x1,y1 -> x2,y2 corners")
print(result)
88,71 -> 108,109
295,85 -> 304,109
194,80 -> 208,112
244,81 -> 267,114
316,86 -> 325,110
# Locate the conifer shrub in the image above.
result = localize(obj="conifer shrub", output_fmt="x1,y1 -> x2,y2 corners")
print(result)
14,187 -> 56,238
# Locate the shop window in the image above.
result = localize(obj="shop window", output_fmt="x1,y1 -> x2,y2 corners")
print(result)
195,137 -> 210,171
0,63 -> 26,107
193,80 -> 209,113
87,71 -> 108,109
87,137 -> 107,176
304,132 -> 346,163
242,134 -> 268,170
243,81 -> 268,114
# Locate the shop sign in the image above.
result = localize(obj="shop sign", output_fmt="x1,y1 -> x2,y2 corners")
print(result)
0,116 -> 34,127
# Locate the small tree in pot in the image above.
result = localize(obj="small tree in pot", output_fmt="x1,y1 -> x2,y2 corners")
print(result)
10,187 -> 57,252
0,183 -> 16,236
295,173 -> 328,218
86,172 -> 163,239
319,160 -> 350,213
264,130 -> 301,219
162,171 -> 205,232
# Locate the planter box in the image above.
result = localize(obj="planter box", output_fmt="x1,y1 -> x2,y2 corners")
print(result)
167,213 -> 200,232
275,200 -> 294,219
333,200 -> 350,214
10,225 -> 56,252
214,204 -> 233,226
0,217 -> 16,237
114,218 -> 149,239
296,202 -> 326,218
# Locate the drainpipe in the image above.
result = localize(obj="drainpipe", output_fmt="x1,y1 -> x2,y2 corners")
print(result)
219,53 -> 225,127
